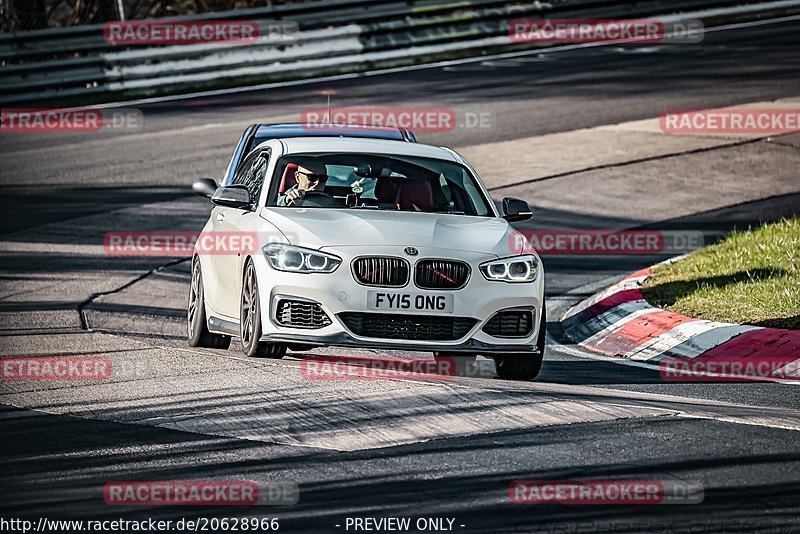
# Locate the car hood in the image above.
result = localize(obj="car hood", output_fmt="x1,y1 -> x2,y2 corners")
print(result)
261,208 -> 517,256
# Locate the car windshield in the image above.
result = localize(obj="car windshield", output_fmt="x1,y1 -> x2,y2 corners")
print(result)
268,153 -> 493,216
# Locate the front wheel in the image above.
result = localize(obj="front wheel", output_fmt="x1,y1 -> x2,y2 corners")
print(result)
493,353 -> 543,380
240,260 -> 286,359
492,306 -> 546,381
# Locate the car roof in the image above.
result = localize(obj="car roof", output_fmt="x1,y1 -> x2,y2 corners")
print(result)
277,137 -> 460,161
254,123 -> 411,141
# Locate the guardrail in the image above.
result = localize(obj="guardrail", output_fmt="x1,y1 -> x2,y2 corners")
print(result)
2,0 -> 799,105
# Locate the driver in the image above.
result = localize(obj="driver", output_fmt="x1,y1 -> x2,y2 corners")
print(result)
277,159 -> 331,206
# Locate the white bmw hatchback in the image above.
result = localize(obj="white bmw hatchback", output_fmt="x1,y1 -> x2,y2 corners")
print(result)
188,137 -> 545,380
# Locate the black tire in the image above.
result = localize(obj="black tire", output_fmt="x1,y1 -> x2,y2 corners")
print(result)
240,260 -> 286,359
187,257 -> 231,349
492,306 -> 546,381
536,305 -> 547,356
493,353 -> 543,380
433,353 -> 477,377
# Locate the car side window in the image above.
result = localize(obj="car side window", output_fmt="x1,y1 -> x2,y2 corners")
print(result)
232,151 -> 269,205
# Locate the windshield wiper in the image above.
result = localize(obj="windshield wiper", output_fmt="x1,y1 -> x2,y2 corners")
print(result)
434,209 -> 466,215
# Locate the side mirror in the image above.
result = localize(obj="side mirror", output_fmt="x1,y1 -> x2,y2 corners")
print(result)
193,177 -> 218,198
211,185 -> 252,209
502,197 -> 533,222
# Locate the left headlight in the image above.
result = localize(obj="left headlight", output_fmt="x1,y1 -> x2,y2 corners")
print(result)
479,255 -> 538,283
263,244 -> 341,274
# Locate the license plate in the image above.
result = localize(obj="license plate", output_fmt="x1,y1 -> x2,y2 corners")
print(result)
367,291 -> 454,313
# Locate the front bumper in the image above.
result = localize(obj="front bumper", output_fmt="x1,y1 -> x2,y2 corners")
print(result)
254,245 -> 544,353
261,332 -> 538,354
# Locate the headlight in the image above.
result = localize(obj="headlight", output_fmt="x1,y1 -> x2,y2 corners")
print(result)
479,255 -> 538,283
264,244 -> 341,273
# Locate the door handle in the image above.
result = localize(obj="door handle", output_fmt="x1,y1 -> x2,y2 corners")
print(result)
216,213 -> 225,222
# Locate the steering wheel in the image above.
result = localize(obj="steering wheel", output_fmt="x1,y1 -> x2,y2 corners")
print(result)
290,190 -> 339,208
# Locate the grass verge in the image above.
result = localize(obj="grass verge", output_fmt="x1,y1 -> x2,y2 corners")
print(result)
641,218 -> 800,329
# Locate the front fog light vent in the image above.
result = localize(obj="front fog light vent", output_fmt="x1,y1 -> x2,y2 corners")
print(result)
276,299 -> 331,329
482,310 -> 534,338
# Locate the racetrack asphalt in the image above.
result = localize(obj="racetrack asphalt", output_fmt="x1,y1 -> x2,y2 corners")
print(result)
1,17 -> 799,533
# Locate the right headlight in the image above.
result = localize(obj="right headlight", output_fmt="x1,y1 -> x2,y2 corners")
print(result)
263,244 -> 341,274
479,255 -> 538,283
